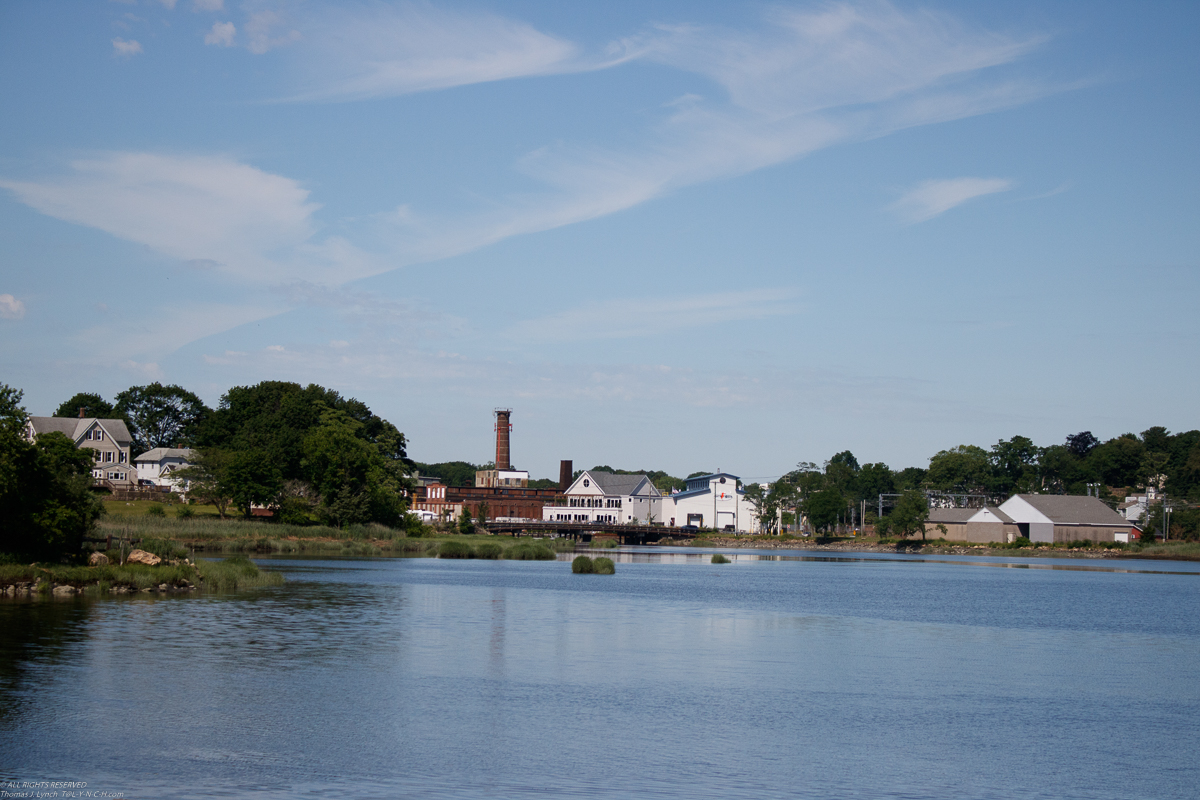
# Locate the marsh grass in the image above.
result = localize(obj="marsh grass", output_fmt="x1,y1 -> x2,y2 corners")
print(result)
572,556 -> 594,574
711,553 -> 731,564
593,557 -> 615,574
589,538 -> 619,549
195,556 -> 284,590
474,542 -> 503,560
505,542 -> 555,561
437,540 -> 475,559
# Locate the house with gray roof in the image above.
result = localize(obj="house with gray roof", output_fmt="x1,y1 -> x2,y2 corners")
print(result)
135,447 -> 195,490
544,469 -> 663,525
24,415 -> 136,490
998,494 -> 1137,544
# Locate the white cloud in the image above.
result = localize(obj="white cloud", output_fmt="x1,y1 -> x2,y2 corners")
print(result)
157,0 -> 177,9
507,289 -> 798,343
119,359 -> 163,377
286,3 -> 587,101
891,177 -> 1014,223
111,38 -> 143,57
357,3 -> 1051,265
245,10 -> 301,55
193,0 -> 223,11
204,21 -> 235,47
0,152 -> 372,284
0,294 -> 26,320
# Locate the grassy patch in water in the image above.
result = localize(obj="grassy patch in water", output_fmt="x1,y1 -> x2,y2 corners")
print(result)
593,557 -> 615,574
572,555 -> 594,574
589,538 -> 620,549
711,553 -> 731,564
474,542 -> 503,559
195,556 -> 284,590
506,542 -> 555,560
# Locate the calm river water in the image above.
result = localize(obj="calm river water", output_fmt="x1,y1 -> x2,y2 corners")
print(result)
2,548 -> 1199,799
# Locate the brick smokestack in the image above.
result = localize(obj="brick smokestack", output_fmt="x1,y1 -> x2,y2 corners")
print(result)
559,460 -> 572,491
494,409 -> 512,471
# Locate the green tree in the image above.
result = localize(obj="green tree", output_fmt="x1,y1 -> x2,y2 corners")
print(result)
803,489 -> 846,534
174,448 -> 235,518
857,462 -> 895,504
1086,435 -> 1145,488
927,445 -> 991,492
990,435 -> 1041,495
458,507 -> 474,534
743,482 -> 778,534
53,392 -> 116,420
302,407 -> 405,528
890,490 -> 930,541
225,450 -> 283,519
114,382 -> 210,455
0,385 -> 102,561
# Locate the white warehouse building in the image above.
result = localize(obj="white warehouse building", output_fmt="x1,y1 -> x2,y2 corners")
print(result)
660,472 -> 756,532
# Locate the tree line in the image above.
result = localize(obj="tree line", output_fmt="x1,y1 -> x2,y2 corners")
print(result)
743,428 -> 1200,538
52,381 -> 414,529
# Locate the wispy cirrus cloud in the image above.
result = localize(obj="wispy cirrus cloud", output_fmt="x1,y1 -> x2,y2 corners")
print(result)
10,4 -> 1053,289
281,2 -> 597,101
891,177 -> 1015,223
0,152 -> 382,285
506,289 -> 799,344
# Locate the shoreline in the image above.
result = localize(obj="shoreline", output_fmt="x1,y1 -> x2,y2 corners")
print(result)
677,536 -> 1197,560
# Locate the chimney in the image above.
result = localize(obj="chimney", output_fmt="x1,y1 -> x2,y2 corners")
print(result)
494,409 -> 512,471
559,460 -> 572,491
78,407 -> 87,419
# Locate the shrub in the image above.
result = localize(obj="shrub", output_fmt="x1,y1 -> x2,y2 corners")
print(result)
147,503 -> 166,517
437,540 -> 475,559
474,542 -> 503,560
1011,536 -> 1032,548
711,553 -> 730,564
572,555 -> 594,573
593,557 -> 615,574
175,504 -> 195,519
505,543 -> 555,560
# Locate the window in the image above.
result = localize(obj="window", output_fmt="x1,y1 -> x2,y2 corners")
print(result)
119,452 -> 126,463
104,451 -> 113,463
94,451 -> 102,462
94,429 -> 103,441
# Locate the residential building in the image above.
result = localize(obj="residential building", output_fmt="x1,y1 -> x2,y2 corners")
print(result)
24,415 -> 135,490
543,470 -> 662,525
134,447 -> 194,490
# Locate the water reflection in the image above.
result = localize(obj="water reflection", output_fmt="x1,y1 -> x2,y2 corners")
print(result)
563,545 -> 1200,574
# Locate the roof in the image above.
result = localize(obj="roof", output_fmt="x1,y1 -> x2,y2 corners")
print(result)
580,471 -> 660,497
928,506 -> 1014,524
1009,494 -> 1127,525
135,447 -> 194,463
27,416 -> 133,445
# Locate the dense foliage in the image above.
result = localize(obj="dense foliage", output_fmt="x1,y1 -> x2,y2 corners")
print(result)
0,385 -> 103,561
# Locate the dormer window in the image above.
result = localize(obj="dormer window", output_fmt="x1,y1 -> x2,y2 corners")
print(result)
583,479 -> 590,487
94,429 -> 103,441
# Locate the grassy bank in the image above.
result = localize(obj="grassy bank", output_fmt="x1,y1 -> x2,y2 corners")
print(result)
97,515 -> 578,558
0,555 -> 282,597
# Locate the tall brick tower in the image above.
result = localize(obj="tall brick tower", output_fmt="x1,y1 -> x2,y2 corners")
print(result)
494,409 -> 512,470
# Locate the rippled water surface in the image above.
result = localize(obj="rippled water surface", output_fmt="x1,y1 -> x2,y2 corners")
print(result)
2,549 -> 1199,799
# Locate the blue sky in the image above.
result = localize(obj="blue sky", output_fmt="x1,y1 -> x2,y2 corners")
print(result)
1,1 -> 1197,481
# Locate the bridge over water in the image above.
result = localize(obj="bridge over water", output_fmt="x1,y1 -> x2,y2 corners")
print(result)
484,520 -> 697,545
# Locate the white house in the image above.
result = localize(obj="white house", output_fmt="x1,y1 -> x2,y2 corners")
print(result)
998,494 -> 1136,544
543,470 -> 662,525
24,416 -> 136,489
134,447 -> 195,490
660,472 -> 756,533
